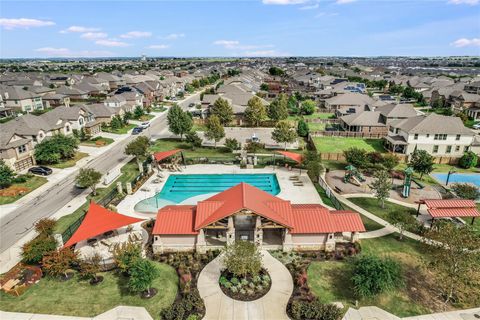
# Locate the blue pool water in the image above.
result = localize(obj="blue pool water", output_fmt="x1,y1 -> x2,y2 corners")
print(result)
134,173 -> 280,213
432,173 -> 480,188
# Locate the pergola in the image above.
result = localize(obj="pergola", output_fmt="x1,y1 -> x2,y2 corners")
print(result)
420,199 -> 480,225
64,202 -> 144,247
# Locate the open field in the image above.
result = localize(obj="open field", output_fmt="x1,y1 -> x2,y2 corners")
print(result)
313,137 -> 384,153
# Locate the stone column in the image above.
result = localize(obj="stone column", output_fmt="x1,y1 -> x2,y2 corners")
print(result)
126,182 -> 133,195
325,233 -> 336,252
146,163 -> 153,174
282,229 -> 293,252
350,231 -> 359,243
53,233 -> 64,249
196,229 -> 207,254
116,181 -> 123,194
152,235 -> 164,254
254,216 -> 263,248
226,216 -> 235,245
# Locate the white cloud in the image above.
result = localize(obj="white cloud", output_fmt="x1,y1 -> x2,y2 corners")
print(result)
243,50 -> 290,57
60,25 -> 100,33
450,38 -> 480,47
120,31 -> 152,39
162,33 -> 185,40
262,0 -> 308,4
0,18 -> 55,30
34,47 -> 113,57
147,44 -> 170,49
299,3 -> 319,9
95,39 -> 130,47
448,0 -> 479,4
336,0 -> 356,4
80,32 -> 108,40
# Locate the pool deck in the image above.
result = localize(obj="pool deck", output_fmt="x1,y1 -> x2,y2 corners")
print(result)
116,164 -> 323,218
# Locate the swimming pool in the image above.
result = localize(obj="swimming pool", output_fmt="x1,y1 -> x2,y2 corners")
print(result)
134,173 -> 281,213
432,173 -> 480,188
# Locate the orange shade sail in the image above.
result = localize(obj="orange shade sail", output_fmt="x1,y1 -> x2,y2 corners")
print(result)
64,202 -> 144,247
153,149 -> 182,161
276,151 -> 303,164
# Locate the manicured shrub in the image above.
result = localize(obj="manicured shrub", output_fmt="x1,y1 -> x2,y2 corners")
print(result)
223,241 -> 262,278
21,235 -> 57,265
42,247 -> 78,279
112,241 -> 142,275
458,151 -> 478,169
290,299 -> 342,320
128,258 -> 159,297
451,183 -> 480,200
351,254 -> 402,298
34,218 -> 56,236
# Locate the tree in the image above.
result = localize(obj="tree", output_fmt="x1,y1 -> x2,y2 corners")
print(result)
34,218 -> 56,236
268,66 -> 285,76
458,151 -> 478,169
205,115 -> 225,148
134,106 -> 144,119
222,241 -> 262,278
351,255 -> 402,298
287,95 -> 299,114
297,119 -> 309,137
408,149 -> 434,180
388,210 -> 417,240
304,150 -> 321,181
21,235 -> 57,264
125,136 -> 150,172
260,83 -> 269,91
0,159 -> 14,189
75,168 -> 102,196
423,223 -> 480,304
42,248 -> 78,279
267,93 -> 289,122
110,115 -> 124,130
451,183 -> 480,200
79,253 -> 103,284
185,131 -> 202,150
272,121 -> 297,150
344,147 -> 368,169
128,258 -> 159,297
34,134 -> 79,164
244,96 -> 267,127
244,141 -> 263,154
300,100 -> 316,115
381,153 -> 399,172
224,138 -> 240,152
112,241 -> 142,275
211,98 -> 234,125
370,170 -> 392,208
167,104 -> 193,140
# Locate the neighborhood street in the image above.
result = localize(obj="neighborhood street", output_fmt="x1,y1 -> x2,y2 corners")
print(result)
0,93 -> 200,253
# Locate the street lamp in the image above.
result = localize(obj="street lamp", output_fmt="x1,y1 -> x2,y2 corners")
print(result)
445,168 -> 456,186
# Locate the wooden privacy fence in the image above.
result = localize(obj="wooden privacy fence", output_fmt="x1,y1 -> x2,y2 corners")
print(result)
304,118 -> 340,124
310,131 -> 385,139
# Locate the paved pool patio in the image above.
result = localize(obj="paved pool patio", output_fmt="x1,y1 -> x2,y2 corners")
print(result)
116,164 -> 323,218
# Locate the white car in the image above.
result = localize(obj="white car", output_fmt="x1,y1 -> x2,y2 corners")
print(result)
473,123 -> 480,130
140,121 -> 150,129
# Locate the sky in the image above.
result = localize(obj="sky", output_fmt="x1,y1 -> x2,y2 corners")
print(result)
0,0 -> 479,58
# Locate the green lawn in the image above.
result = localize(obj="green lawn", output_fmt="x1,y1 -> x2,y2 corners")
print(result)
80,136 -> 114,147
322,160 -> 348,171
307,234 -> 433,317
0,175 -> 48,205
54,161 -> 140,234
313,137 -> 384,153
102,124 -> 136,135
340,203 -> 385,232
348,197 -> 417,224
0,262 -> 178,319
139,114 -> 155,121
49,152 -> 89,169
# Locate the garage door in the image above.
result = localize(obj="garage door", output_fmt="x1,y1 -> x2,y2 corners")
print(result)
15,157 -> 34,172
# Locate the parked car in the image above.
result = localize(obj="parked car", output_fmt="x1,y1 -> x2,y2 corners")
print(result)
140,121 -> 150,129
28,166 -> 53,176
132,127 -> 144,135
188,103 -> 195,108
473,123 -> 480,130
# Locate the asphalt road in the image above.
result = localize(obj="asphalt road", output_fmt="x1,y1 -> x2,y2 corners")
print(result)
0,93 -> 200,253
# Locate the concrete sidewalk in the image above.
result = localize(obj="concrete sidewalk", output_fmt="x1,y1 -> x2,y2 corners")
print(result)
198,250 -> 293,320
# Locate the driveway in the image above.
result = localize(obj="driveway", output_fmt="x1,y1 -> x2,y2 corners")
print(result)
198,250 -> 293,320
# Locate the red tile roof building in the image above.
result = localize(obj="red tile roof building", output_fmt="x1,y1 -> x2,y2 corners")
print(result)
152,183 -> 365,253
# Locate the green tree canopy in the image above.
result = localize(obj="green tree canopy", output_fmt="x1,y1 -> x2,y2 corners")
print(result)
185,131 -> 202,150
458,151 -> 478,169
287,95 -> 299,114
267,93 -> 289,122
451,183 -> 480,200
344,147 -> 369,169
297,119 -> 309,137
34,134 -> 79,164
75,168 -> 102,195
300,99 -> 317,115
211,98 -> 234,125
224,138 -> 240,152
370,170 -> 392,208
408,149 -> 434,179
223,241 -> 262,278
268,66 -> 285,76
244,96 -> 267,127
167,104 -> 193,140
205,115 -> 225,148
125,136 -> 150,160
0,159 -> 14,189
272,121 -> 297,150
128,258 -> 159,297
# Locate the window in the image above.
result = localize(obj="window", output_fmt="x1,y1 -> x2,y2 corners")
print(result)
446,145 -> 452,153
18,145 -> 26,154
455,146 -> 460,152
433,145 -> 439,153
455,134 -> 461,140
414,134 -> 418,140
426,134 -> 430,138
434,134 -> 447,140
66,125 -> 70,132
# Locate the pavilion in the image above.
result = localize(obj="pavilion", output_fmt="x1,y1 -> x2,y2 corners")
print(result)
420,199 -> 480,225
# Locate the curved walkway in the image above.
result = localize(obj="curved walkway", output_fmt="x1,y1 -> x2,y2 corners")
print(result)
198,250 -> 293,320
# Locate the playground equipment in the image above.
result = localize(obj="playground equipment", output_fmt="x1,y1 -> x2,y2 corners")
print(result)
344,165 -> 366,186
402,167 -> 425,198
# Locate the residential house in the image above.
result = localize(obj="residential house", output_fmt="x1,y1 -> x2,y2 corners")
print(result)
0,131 -> 35,172
448,91 -> 480,114
0,86 -> 44,113
324,92 -> 375,116
464,81 -> 480,94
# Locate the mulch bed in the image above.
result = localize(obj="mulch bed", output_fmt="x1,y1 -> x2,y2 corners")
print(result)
219,268 -> 271,302
0,186 -> 29,197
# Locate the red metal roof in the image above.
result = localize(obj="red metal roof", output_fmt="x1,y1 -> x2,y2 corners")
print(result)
276,151 -> 303,164
153,205 -> 198,235
153,149 -> 182,162
423,199 -> 477,209
64,202 -> 144,247
152,183 -> 366,235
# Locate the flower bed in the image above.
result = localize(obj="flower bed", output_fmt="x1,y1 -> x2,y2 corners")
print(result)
0,264 -> 43,296
219,268 -> 271,301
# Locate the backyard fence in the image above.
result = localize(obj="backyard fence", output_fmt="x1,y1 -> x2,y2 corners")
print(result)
309,131 -> 385,139
61,212 -> 87,244
317,176 -> 344,210
304,118 -> 340,124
